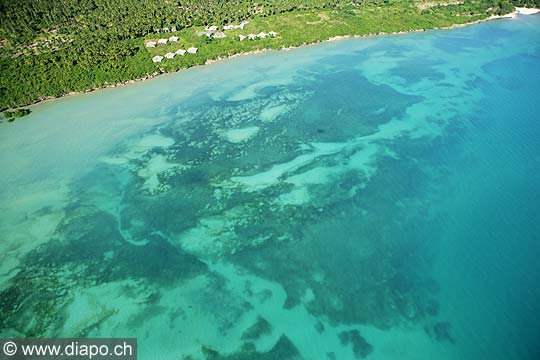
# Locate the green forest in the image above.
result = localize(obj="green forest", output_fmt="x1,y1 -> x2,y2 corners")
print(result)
1,0 -> 538,112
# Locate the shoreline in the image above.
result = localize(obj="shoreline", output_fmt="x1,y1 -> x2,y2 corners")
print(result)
2,9 -> 534,114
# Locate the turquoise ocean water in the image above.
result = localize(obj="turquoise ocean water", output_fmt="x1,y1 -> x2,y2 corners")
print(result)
1,15 -> 539,360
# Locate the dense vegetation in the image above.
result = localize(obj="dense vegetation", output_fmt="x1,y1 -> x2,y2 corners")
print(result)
0,0 -> 345,45
2,108 -> 30,121
0,0 -> 537,111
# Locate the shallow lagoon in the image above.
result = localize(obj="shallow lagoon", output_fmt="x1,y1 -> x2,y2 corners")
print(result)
1,15 -> 540,360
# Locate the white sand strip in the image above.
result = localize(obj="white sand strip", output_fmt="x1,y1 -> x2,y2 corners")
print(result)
515,7 -> 540,15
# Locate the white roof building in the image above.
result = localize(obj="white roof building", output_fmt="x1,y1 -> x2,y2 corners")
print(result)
146,41 -> 157,48
257,32 -> 267,39
213,32 -> 226,39
224,22 -> 249,30
163,27 -> 170,32
165,52 -> 175,59
205,25 -> 218,31
175,49 -> 186,55
157,38 -> 168,44
268,31 -> 278,37
152,55 -> 164,63
171,27 -> 177,32
239,35 -> 247,41
187,47 -> 198,54
169,36 -> 179,42
248,33 -> 257,40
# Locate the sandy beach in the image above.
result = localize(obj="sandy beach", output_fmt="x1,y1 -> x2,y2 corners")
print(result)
515,7 -> 540,15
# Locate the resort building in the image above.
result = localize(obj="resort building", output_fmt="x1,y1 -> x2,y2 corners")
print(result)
239,35 -> 247,41
175,49 -> 186,56
197,30 -> 213,37
152,55 -> 164,62
205,25 -> 219,31
156,27 -> 177,33
187,47 -> 198,54
165,52 -> 175,59
145,41 -> 157,48
248,34 -> 257,40
157,38 -> 168,45
268,31 -> 278,37
213,32 -> 226,39
223,21 -> 249,30
224,22 -> 249,31
169,36 -> 179,42
257,32 -> 267,39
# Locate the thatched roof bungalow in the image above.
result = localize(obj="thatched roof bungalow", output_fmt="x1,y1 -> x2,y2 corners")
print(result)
224,21 -> 249,31
197,30 -> 213,37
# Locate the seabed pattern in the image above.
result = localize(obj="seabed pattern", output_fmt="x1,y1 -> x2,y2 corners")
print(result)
1,16 -> 539,360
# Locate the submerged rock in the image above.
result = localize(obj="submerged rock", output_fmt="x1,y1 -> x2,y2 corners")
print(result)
424,321 -> 455,344
241,315 -> 273,340
338,329 -> 373,359
199,335 -> 301,360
